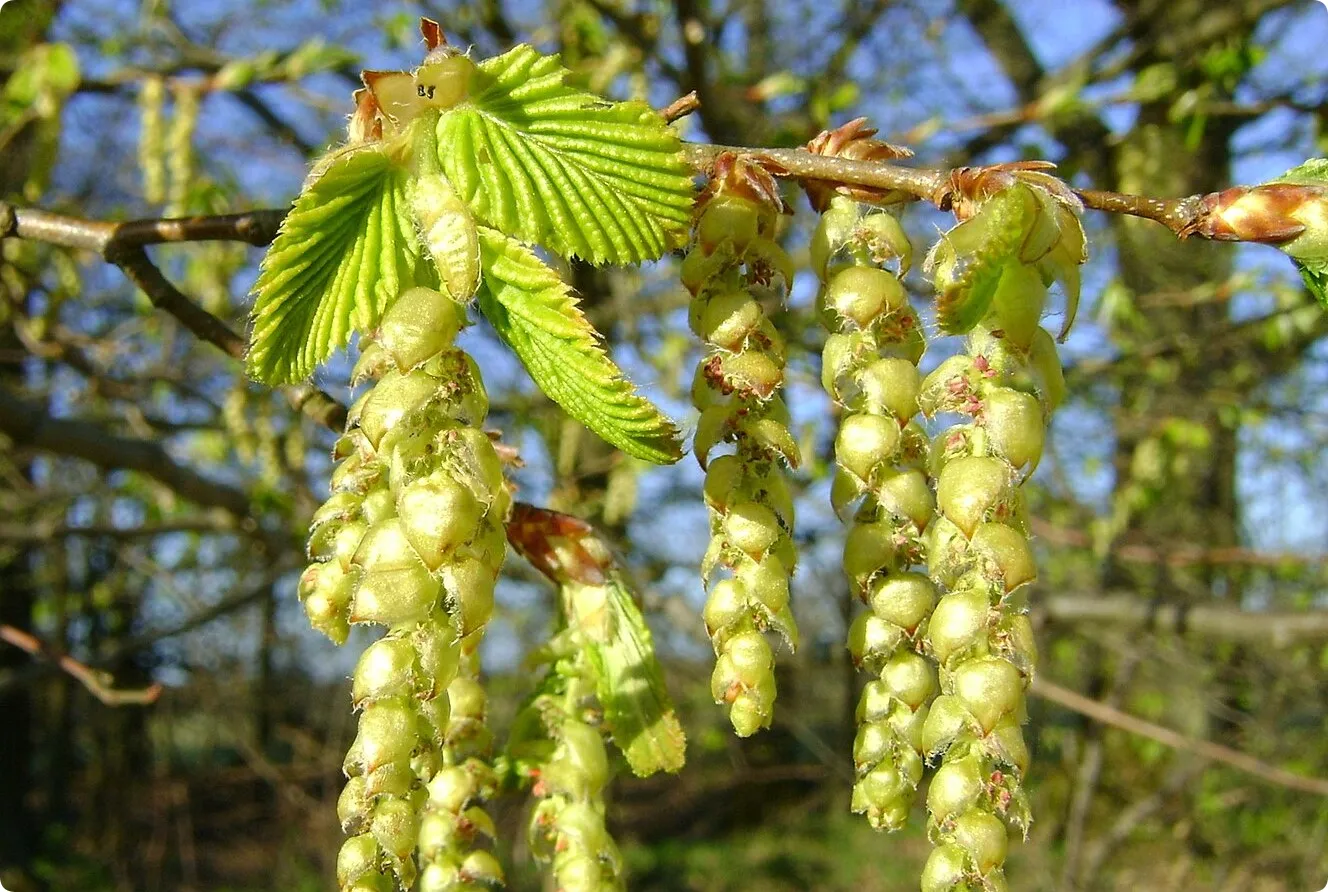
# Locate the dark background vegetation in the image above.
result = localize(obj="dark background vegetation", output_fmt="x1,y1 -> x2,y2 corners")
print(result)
3,0 -> 1328,889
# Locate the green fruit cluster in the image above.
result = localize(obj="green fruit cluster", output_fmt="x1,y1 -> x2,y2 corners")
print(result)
299,286 -> 511,891
512,658 -> 625,892
685,161 -> 800,738
915,184 -> 1083,892
813,195 -> 937,831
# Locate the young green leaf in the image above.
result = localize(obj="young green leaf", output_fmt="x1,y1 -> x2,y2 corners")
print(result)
247,147 -> 426,384
475,228 -> 683,464
436,45 -> 695,265
570,574 -> 687,776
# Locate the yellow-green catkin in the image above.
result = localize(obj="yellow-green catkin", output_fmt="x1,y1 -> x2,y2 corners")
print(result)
137,75 -> 166,204
302,286 -> 509,892
520,662 -> 625,892
915,182 -> 1083,892
685,154 -> 800,738
812,193 -> 937,832
416,650 -> 505,892
165,82 -> 200,216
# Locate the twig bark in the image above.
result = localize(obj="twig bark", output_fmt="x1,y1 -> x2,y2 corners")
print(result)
1031,677 -> 1328,797
0,624 -> 162,706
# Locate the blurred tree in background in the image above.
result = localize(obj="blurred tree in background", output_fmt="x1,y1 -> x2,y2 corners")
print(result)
2,1 -> 1328,891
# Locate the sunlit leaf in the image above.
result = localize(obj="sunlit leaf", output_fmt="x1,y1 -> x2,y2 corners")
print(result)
476,228 -> 682,463
247,147 -> 428,384
437,44 -> 694,265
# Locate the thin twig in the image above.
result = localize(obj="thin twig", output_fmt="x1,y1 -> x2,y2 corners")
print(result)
1031,677 -> 1328,797
660,91 -> 701,124
0,624 -> 163,706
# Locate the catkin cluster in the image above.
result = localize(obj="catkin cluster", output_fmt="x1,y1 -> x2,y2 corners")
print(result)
417,651 -> 504,892
298,286 -> 510,892
685,154 -> 800,738
137,75 -> 166,204
914,182 -> 1082,892
812,191 -> 938,832
516,663 -> 625,892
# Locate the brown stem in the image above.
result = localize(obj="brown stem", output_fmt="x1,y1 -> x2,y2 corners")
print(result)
1031,677 -> 1328,797
0,624 -> 162,707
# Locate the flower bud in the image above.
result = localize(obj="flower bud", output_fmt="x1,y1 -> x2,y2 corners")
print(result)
996,614 -> 1037,675
378,286 -> 464,370
336,834 -> 381,889
426,765 -> 473,815
680,244 -> 728,293
810,199 -> 859,276
867,572 -> 936,632
919,843 -> 967,892
440,555 -> 497,639
859,211 -> 913,273
859,358 -> 921,421
348,701 -> 417,775
350,520 -> 441,626
737,554 -> 790,615
852,721 -> 896,773
395,469 -> 486,568
937,456 -> 1011,537
875,468 -> 935,531
952,810 -> 1008,874
458,850 -> 504,887
836,412 -> 900,482
881,651 -> 936,709
842,520 -> 899,585
921,694 -> 978,757
357,370 -> 439,449
820,332 -> 857,401
352,341 -> 392,385
703,578 -> 749,646
338,775 -> 371,834
970,522 -> 1036,592
951,656 -> 1023,733
728,676 -> 775,737
370,797 -> 420,861
352,637 -> 418,705
718,350 -> 784,399
982,388 -> 1044,472
847,612 -> 906,671
927,587 -> 992,666
698,196 -> 762,255
723,501 -> 781,557
850,762 -> 910,830
701,289 -> 764,349
703,454 -> 742,514
927,753 -> 984,825
824,265 -> 907,328
544,721 -> 609,800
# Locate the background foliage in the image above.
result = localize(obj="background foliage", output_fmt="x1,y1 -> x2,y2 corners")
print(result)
2,0 -> 1328,890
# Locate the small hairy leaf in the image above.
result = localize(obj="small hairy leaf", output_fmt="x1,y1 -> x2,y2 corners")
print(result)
476,228 -> 682,463
437,45 -> 694,265
247,147 -> 426,384
574,574 -> 687,776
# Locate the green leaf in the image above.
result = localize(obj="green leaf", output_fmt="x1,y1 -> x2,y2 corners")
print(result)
476,228 -> 682,463
1296,262 -> 1327,308
247,147 -> 427,384
568,573 -> 686,776
437,44 -> 694,265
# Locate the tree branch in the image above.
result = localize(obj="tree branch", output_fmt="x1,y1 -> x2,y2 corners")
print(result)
0,624 -> 163,707
0,385 -> 254,518
1034,594 -> 1328,644
1032,676 -> 1328,798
